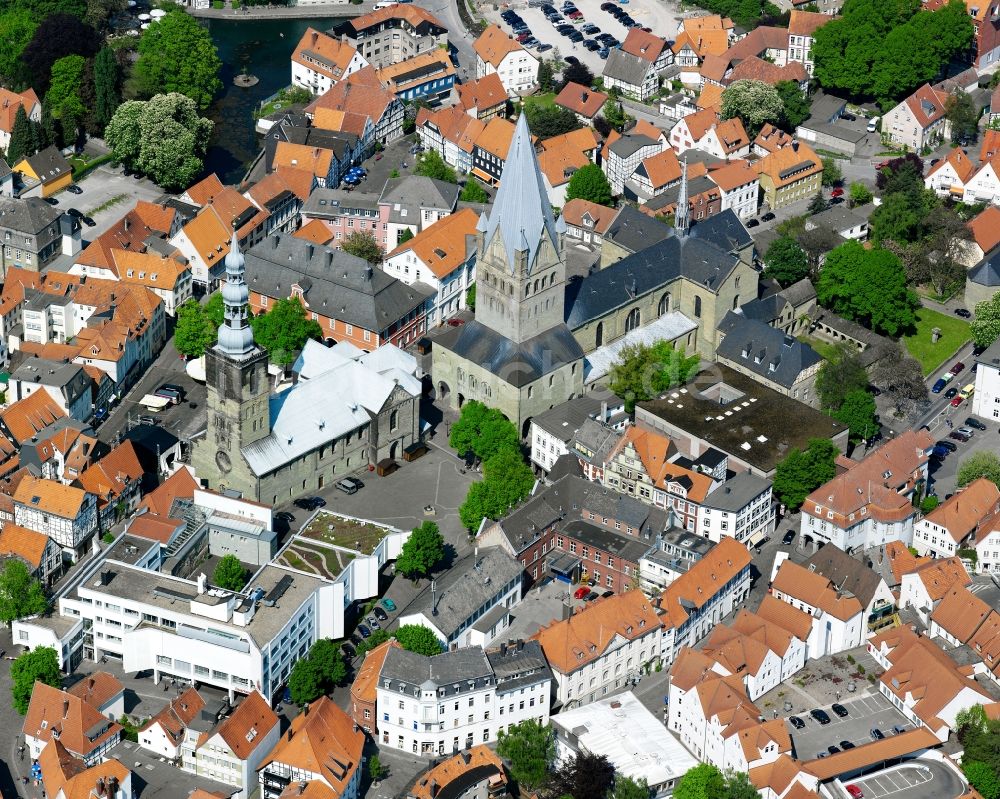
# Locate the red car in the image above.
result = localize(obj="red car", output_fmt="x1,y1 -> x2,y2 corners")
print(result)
845,786 -> 863,799
951,394 -> 965,407
574,586 -> 590,599
830,187 -> 844,197
447,318 -> 465,327
951,361 -> 965,374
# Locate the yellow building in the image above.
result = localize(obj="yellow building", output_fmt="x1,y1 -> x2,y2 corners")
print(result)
14,146 -> 73,198
753,140 -> 822,209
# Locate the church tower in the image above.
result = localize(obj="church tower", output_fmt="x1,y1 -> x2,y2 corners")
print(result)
194,235 -> 270,487
475,114 -> 568,344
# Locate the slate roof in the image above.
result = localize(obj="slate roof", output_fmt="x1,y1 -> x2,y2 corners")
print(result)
602,204 -> 673,254
486,639 -> 552,693
481,114 -> 560,275
603,47 -> 653,87
802,544 -> 886,609
531,393 -> 622,442
969,246 -> 1000,287
381,646 -> 493,690
565,230 -> 742,329
434,319 -> 583,388
609,133 -> 659,159
702,471 -> 771,511
716,313 -> 821,389
0,196 -> 61,235
244,234 -> 430,332
377,175 -> 460,224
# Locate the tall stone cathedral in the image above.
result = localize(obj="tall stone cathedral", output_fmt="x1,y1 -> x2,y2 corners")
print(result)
432,114 -> 584,436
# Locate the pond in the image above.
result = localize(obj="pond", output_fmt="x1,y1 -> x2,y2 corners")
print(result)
202,15 -> 347,184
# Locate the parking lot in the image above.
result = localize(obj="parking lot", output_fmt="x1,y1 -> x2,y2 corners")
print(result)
486,0 -> 684,77
844,760 -> 966,799
786,693 -> 915,762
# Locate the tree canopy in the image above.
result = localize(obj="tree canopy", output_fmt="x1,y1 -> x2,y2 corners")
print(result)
720,80 -> 784,137
173,298 -> 216,358
609,340 -> 701,413
560,61 -> 594,91
6,105 -> 36,165
957,705 -> 1000,799
11,646 -> 60,714
415,149 -> 458,183
776,80 -> 811,129
973,292 -> 1000,349
20,13 -> 100,95
131,9 -> 222,110
104,94 -> 213,191
812,0 -> 974,104
958,452 -> 1000,490
459,448 -> 536,531
763,236 -> 810,287
870,341 -> 928,417
832,389 -> 879,443
0,8 -> 38,86
497,720 -> 555,790
93,47 -> 120,131
0,559 -> 47,627
288,638 -> 347,704
773,438 -> 839,511
449,401 -> 520,462
524,102 -> 582,138
816,240 -> 918,336
815,342 -> 869,411
565,163 -> 614,206
250,296 -> 323,366
460,180 -> 489,203
549,752 -> 616,799
394,624 -> 443,656
395,521 -> 446,579
341,230 -> 383,265
213,554 -> 247,591
46,54 -> 87,134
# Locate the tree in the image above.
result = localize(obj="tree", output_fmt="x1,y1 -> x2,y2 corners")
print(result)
131,8 -> 222,110
466,283 -> 476,311
497,720 -> 555,790
612,777 -> 650,799
205,291 -> 225,328
965,762 -> 1000,799
773,438 -> 839,511
395,521 -> 445,579
93,47 -> 120,131
674,764 -> 726,799
958,452 -> 1000,489
40,103 -> 62,149
602,98 -> 632,131
538,60 -> 556,92
523,103 -> 581,137
822,157 -> 842,187
369,755 -> 387,784
561,61 -> 594,91
46,54 -> 87,135
870,191 -> 924,245
973,292 -> 1000,348
250,296 -> 322,366
20,14 -> 100,95
720,80 -> 784,137
0,559 -> 46,627
566,164 -> 614,208
724,771 -> 761,799
104,94 -> 213,191
550,752 -> 615,799
459,448 -> 536,531
870,341 -> 928,417
213,554 -> 247,591
833,389 -> 878,443
566,163 -> 614,206
448,401 -> 520,461
849,182 -> 873,207
7,105 -> 35,165
776,80 -> 810,129
415,149 -> 458,183
0,8 -> 38,86
342,230 -> 383,264
609,340 -> 701,413
763,236 -> 809,286
877,153 -> 925,193
816,241 -> 918,336
395,624 -> 443,656
287,658 -> 323,705
355,628 -> 392,657
308,638 -> 347,688
173,299 -> 215,358
11,646 -> 60,714
796,225 -> 842,272
946,88 -> 979,143
460,180 -> 489,203
815,342 -> 868,410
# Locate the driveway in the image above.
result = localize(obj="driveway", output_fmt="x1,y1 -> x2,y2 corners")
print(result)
845,760 -> 966,799
74,164 -> 166,239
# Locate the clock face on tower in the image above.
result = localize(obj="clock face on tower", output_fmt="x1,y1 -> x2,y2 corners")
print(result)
215,450 -> 232,474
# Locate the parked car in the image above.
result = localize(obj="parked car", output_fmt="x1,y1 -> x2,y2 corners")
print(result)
367,616 -> 380,629
536,42 -> 553,51
584,39 -> 600,50
827,745 -> 840,754
137,415 -> 159,426
870,728 -> 884,740
565,54 -> 580,64
67,207 -> 83,219
82,216 -> 96,227
585,591 -> 599,601
966,417 -> 988,431
574,586 -> 590,599
951,394 -> 966,407
357,624 -> 371,638
950,430 -> 972,442
931,445 -> 951,459
746,218 -> 760,227
599,48 -> 609,58
960,383 -> 976,400
294,496 -> 326,510
944,386 -> 959,398
932,377 -> 948,393
810,709 -> 831,724
840,741 -> 856,749
956,308 -> 972,318
892,725 -> 907,735
336,477 -> 364,494
782,530 -> 795,545
789,716 -> 805,729
831,703 -> 849,717
342,642 -> 356,658
66,184 -> 83,195
568,30 -> 583,41
762,211 -> 776,221
845,785 -> 864,799
958,426 -> 976,437
830,187 -> 844,198
950,361 -> 965,374
373,606 -> 388,621
43,197 -> 58,205
936,439 -> 958,451
381,598 -> 397,611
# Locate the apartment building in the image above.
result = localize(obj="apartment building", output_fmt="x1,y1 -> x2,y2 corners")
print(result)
474,25 -> 538,95
23,682 -> 122,764
529,393 -> 625,473
14,474 -> 98,558
913,478 -> 1000,559
752,140 -> 822,209
291,28 -> 369,95
340,4 -> 448,69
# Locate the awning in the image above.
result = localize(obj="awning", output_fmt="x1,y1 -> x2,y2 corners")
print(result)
547,552 -> 581,576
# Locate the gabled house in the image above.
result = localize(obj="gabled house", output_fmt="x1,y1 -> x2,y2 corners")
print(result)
913,477 -> 1000,559
474,25 -> 539,95
338,3 -> 448,69
138,687 -> 206,759
670,110 -> 750,160
457,73 -> 508,121
602,47 -> 659,101
376,49 -> 456,105
14,474 -> 98,558
39,740 -> 132,799
561,198 -> 618,246
415,105 -> 486,174
23,681 -> 122,764
621,28 -> 673,73
898,556 -> 970,624
307,65 -> 405,150
752,140 -> 822,209
884,83 -> 951,152
13,146 -> 73,199
555,82 -> 609,124
786,10 -> 834,76
0,87 -> 41,153
470,116 -> 518,187
0,521 -> 61,585
291,28 -> 369,95
537,128 -> 601,207
925,147 -> 976,199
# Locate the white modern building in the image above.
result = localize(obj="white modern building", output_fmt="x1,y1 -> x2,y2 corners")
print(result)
551,692 -> 698,799
698,471 -> 774,546
973,338 -> 1000,422
376,641 -> 552,756
529,394 -> 625,473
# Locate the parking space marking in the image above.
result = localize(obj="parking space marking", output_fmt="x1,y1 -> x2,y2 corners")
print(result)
856,767 -> 932,799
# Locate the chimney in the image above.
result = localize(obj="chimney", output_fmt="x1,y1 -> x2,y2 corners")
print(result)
196,573 -> 207,594
791,139 -> 799,152
63,698 -> 70,718
311,31 -> 318,45
600,400 -> 607,421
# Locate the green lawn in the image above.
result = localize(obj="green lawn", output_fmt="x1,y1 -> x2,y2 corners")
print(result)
903,308 -> 971,375
522,92 -> 556,111
797,335 -> 841,362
